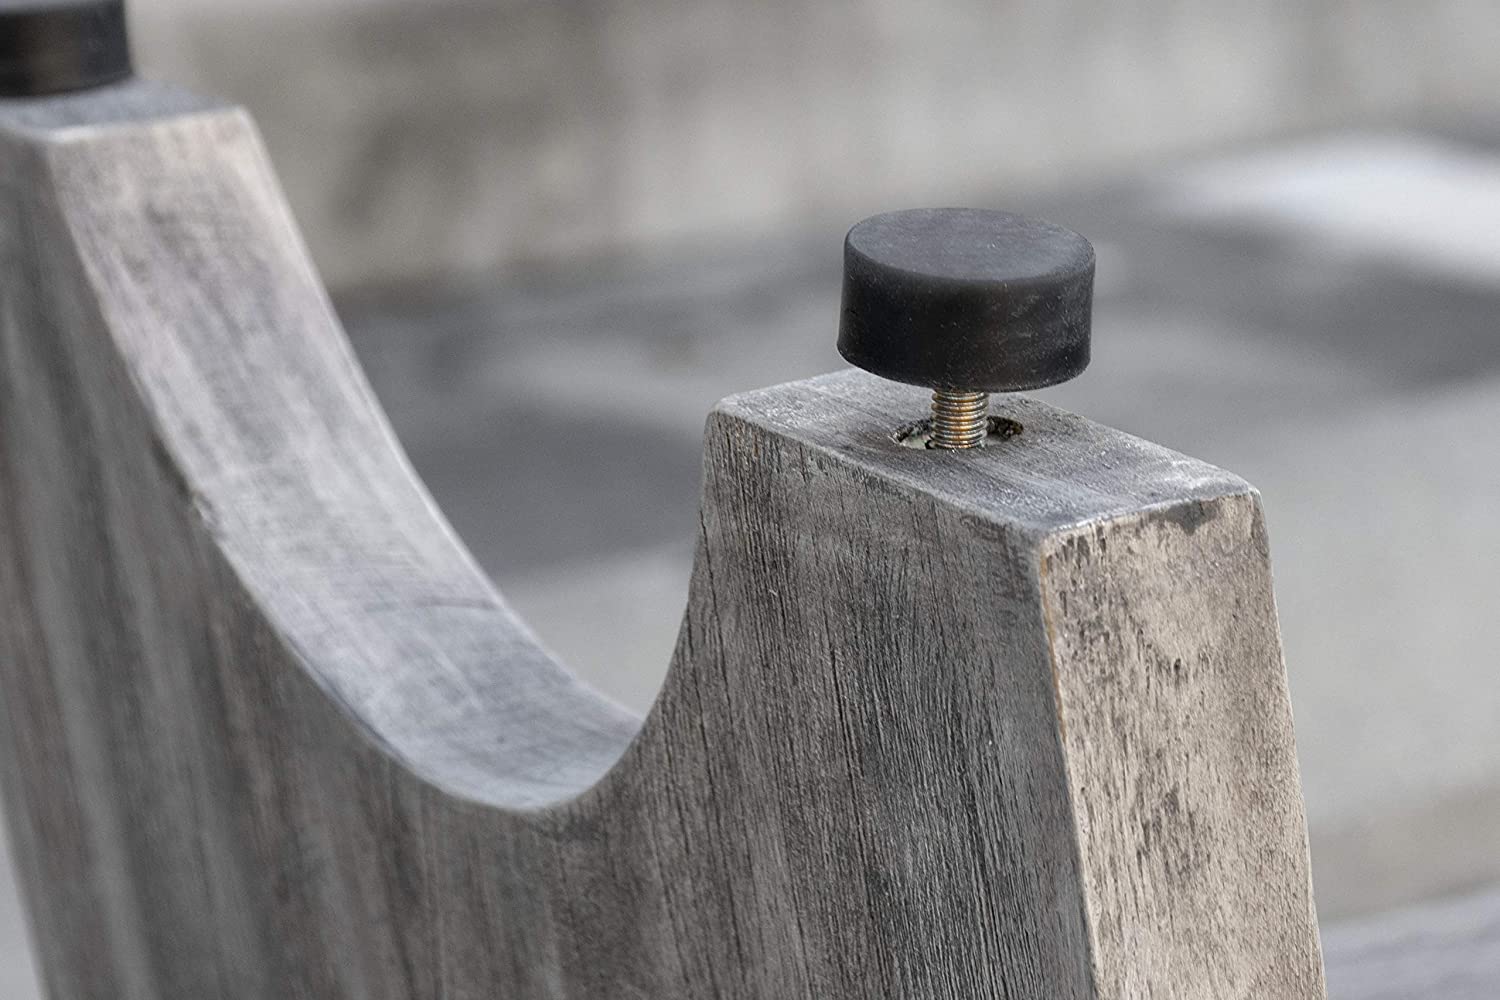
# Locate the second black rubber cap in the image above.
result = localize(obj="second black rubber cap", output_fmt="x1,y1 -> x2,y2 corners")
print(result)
0,0 -> 132,97
838,208 -> 1094,393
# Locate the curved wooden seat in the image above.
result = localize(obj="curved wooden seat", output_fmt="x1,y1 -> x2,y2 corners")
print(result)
0,80 -> 1325,998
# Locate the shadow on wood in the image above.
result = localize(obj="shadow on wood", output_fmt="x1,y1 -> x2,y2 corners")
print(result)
0,81 -> 1326,997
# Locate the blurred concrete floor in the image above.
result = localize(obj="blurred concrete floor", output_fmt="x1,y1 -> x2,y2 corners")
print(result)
4,130 -> 1500,996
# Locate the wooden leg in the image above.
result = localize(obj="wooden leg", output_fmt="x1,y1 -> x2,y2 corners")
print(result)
0,81 -> 1324,998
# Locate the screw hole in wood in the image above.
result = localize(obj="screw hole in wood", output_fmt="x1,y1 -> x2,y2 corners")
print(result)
894,415 -> 1024,450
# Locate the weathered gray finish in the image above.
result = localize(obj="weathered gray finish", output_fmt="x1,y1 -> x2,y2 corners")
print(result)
0,80 -> 1326,997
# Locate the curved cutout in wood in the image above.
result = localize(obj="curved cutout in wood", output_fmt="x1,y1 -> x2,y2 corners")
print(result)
0,81 -> 1326,998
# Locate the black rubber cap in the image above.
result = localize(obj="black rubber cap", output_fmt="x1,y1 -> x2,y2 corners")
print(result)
0,0 -> 131,97
838,208 -> 1095,393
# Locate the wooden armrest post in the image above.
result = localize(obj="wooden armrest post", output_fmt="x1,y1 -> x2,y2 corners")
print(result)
0,82 -> 1325,998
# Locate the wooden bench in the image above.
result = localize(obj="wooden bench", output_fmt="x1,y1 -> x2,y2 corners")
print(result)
46,1 -> 1500,991
0,71 -> 1339,998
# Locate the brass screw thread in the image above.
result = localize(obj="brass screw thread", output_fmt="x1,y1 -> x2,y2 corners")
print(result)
929,390 -> 989,449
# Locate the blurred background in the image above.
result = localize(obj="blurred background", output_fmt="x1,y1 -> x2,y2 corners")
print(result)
5,1 -> 1500,996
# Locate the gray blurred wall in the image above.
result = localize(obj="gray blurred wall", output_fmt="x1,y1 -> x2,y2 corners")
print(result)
130,0 -> 1500,288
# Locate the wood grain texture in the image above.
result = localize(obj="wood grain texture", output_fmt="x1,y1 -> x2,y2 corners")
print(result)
0,80 -> 1325,998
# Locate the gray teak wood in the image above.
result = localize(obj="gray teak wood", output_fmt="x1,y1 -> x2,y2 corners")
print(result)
0,80 -> 1327,998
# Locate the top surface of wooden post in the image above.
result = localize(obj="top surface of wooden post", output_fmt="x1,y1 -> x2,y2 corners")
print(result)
0,81 -> 1325,999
